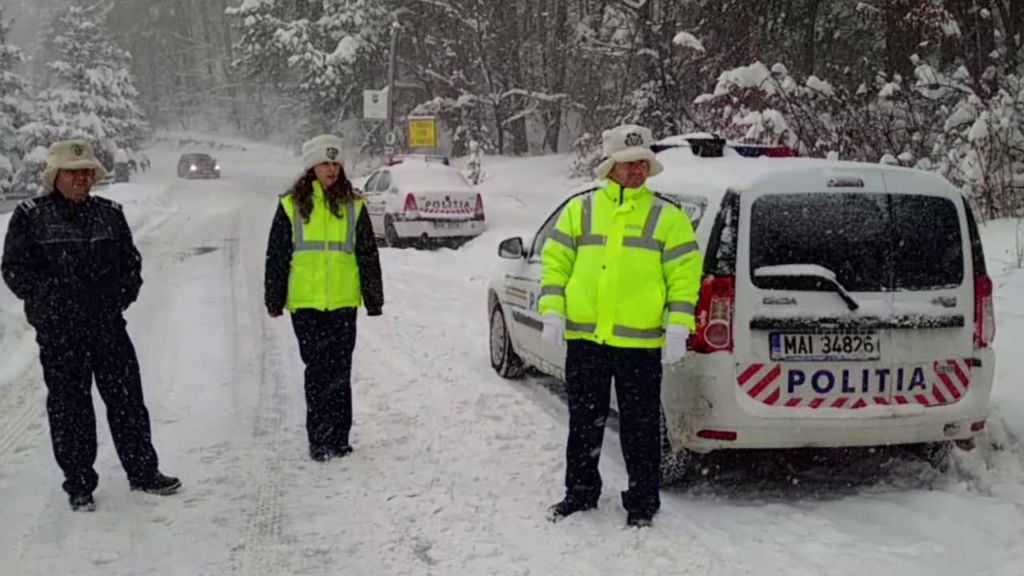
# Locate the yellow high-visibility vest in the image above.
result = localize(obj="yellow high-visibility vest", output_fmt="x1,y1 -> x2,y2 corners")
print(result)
281,182 -> 365,311
539,181 -> 702,349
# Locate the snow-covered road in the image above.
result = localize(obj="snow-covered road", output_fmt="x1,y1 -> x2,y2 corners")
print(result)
1,140 -> 1021,575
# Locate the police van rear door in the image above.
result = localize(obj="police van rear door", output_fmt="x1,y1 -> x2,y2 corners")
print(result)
734,167 -> 900,412
879,170 -> 974,410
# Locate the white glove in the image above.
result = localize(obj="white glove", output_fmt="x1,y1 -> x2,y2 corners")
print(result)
542,313 -> 565,346
662,325 -> 690,365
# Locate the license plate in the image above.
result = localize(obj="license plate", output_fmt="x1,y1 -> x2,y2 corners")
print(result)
433,221 -> 464,230
770,332 -> 881,361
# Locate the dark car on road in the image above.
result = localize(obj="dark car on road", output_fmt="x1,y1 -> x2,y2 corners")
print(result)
177,153 -> 221,179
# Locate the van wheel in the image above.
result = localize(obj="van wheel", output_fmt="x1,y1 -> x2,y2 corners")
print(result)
490,305 -> 524,379
384,216 -> 402,248
660,408 -> 698,485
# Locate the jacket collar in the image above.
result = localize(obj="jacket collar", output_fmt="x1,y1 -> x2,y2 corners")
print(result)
598,179 -> 651,206
48,190 -> 92,217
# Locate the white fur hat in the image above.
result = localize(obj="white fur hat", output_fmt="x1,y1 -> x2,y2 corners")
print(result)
301,134 -> 345,171
42,139 -> 108,190
594,124 -> 663,180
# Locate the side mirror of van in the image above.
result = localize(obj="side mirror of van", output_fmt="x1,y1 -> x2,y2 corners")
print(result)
498,237 -> 525,259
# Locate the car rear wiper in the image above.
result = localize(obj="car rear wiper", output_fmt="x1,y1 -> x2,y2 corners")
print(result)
754,264 -> 860,311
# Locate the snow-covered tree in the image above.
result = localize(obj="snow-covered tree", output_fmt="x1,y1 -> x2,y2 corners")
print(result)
20,0 -> 147,159
0,6 -> 32,195
228,0 -> 392,133
695,44 -> 1024,219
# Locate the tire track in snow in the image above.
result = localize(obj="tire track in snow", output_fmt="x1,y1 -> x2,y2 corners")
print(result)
0,367 -> 43,463
232,298 -> 291,574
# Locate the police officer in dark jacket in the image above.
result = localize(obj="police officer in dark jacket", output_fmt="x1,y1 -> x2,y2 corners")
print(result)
265,134 -> 383,462
1,140 -> 180,512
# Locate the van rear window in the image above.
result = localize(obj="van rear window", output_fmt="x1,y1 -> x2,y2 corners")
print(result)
750,193 -> 963,292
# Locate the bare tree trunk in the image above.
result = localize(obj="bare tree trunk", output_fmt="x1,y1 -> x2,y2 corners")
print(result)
803,0 -> 822,75
993,0 -> 1023,68
947,0 -> 998,94
543,0 -> 568,152
884,0 -> 919,79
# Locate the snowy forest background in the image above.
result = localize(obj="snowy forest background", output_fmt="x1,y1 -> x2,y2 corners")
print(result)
0,0 -> 1021,218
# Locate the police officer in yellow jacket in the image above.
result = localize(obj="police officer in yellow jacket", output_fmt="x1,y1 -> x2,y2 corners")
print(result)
541,125 -> 702,528
264,134 -> 383,462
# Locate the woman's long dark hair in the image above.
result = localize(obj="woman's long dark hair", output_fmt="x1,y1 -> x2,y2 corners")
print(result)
288,166 -> 358,222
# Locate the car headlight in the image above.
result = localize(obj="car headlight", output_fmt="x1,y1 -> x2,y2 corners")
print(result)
214,164 -> 221,171
189,165 -> 197,171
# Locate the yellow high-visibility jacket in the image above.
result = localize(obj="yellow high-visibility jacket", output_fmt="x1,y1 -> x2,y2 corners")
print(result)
280,182 -> 365,311
539,181 -> 702,349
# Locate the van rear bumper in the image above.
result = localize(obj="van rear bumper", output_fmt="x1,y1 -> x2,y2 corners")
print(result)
392,219 -> 485,239
662,350 -> 995,453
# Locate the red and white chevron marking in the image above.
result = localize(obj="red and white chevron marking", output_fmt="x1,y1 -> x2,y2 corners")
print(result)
420,206 -> 473,215
929,358 -> 972,406
736,359 -> 971,409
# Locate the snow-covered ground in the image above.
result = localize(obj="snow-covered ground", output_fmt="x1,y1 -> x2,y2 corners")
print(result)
0,139 -> 1022,575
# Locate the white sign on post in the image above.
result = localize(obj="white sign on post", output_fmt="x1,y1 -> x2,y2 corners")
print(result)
363,90 -> 388,120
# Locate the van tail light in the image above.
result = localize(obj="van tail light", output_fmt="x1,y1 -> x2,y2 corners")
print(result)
403,193 -> 419,214
474,193 -> 485,220
690,275 -> 735,353
974,274 -> 995,348
763,146 -> 798,158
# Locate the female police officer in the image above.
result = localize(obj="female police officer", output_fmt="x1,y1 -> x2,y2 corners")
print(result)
264,134 -> 384,462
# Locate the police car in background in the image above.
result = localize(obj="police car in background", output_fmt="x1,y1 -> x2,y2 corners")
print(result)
487,134 -> 995,479
362,155 -> 485,248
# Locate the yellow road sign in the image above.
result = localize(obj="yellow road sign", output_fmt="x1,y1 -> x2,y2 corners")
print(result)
408,116 -> 437,149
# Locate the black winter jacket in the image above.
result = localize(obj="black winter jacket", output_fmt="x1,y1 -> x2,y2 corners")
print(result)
264,198 -> 384,316
1,192 -> 143,329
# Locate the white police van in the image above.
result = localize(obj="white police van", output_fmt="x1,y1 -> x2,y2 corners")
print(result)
361,156 -> 485,248
487,136 -> 995,477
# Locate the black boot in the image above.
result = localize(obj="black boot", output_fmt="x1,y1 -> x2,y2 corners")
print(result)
310,445 -> 330,462
130,473 -> 182,495
329,444 -> 353,459
546,497 -> 597,523
69,493 -> 95,512
626,510 -> 654,528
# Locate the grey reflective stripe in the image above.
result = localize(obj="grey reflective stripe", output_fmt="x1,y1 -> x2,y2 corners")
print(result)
667,301 -> 696,315
621,199 -> 664,252
540,285 -> 565,298
576,195 -> 604,247
292,212 -> 319,252
343,200 -> 356,252
662,241 -> 698,263
578,194 -> 665,252
613,325 -> 665,339
293,201 -> 357,253
622,237 -> 664,251
565,320 -> 596,333
547,229 -> 575,249
643,201 -> 663,238
581,195 -> 593,237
